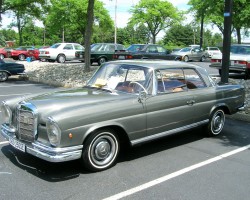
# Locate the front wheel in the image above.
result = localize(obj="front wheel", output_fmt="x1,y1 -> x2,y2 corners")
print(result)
81,129 -> 120,172
206,109 -> 225,136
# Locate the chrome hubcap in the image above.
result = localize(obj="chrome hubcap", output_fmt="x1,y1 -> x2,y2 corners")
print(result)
212,111 -> 224,134
95,140 -> 111,160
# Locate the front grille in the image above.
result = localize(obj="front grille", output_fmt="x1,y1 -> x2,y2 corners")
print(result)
17,103 -> 38,142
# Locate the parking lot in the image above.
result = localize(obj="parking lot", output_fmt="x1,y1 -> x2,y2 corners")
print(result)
1,61 -> 250,200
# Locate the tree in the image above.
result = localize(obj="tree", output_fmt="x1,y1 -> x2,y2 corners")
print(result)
129,0 -> 180,44
84,0 -> 95,72
188,0 -> 250,44
46,0 -> 113,44
2,0 -> 48,45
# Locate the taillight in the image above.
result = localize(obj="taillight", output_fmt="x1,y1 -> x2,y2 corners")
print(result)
247,63 -> 250,69
211,59 -> 221,63
45,51 -> 49,54
235,60 -> 247,65
126,55 -> 133,59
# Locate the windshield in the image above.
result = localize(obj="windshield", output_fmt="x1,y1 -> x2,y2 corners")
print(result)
86,63 -> 153,94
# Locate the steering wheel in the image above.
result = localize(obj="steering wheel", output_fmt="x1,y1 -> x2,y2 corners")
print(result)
129,81 -> 148,94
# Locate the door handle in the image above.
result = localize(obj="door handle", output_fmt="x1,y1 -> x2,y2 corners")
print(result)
187,100 -> 195,105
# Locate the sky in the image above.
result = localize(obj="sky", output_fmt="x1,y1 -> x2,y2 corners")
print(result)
101,0 -> 190,28
1,0 -> 191,29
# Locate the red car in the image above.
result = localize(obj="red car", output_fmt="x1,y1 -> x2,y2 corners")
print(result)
0,48 -> 10,59
28,46 -> 50,60
10,46 -> 35,61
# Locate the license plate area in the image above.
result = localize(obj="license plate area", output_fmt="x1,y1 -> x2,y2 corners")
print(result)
9,137 -> 26,152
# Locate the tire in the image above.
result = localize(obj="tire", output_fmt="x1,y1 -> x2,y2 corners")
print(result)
0,54 -> 4,60
200,55 -> 206,62
81,129 -> 120,172
0,71 -> 9,82
18,54 -> 26,61
184,55 -> 189,62
57,54 -> 66,63
98,57 -> 106,66
206,109 -> 225,136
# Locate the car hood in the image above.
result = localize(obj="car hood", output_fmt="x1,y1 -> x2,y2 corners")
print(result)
22,88 -> 133,121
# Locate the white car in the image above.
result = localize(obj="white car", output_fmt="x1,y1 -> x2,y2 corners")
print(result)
39,43 -> 84,63
205,47 -> 221,58
209,44 -> 250,79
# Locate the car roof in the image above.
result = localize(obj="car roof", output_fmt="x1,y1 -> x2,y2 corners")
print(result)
107,60 -> 201,70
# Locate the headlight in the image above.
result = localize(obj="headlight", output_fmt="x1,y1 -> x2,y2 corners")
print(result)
46,117 -> 61,147
0,101 -> 12,125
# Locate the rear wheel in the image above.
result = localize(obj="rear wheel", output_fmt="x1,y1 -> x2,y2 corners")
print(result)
184,55 -> 189,62
18,54 -> 26,61
206,109 -> 225,136
200,55 -> 206,62
98,57 -> 107,65
0,71 -> 9,82
81,129 -> 120,172
57,54 -> 66,63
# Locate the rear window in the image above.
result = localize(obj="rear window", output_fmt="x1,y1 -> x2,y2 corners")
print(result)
51,43 -> 61,49
230,45 -> 250,54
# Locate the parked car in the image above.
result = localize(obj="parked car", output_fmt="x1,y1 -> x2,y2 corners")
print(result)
204,46 -> 221,58
210,44 -> 250,79
39,43 -> 84,63
113,44 -> 181,61
0,59 -> 25,81
1,60 -> 245,172
0,47 -> 10,59
89,43 -> 126,65
28,46 -> 50,60
10,46 -> 35,61
126,44 -> 146,52
173,47 -> 207,62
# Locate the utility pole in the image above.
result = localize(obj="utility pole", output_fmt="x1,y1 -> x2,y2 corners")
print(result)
221,0 -> 233,83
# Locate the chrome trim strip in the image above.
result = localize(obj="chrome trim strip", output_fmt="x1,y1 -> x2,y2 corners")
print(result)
131,119 -> 209,146
238,105 -> 246,111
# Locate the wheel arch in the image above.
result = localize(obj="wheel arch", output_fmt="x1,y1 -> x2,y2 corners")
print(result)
0,70 -> 11,76
83,124 -> 131,148
209,104 -> 231,116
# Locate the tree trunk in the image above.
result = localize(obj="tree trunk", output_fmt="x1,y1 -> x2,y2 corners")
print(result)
199,13 -> 204,49
84,0 -> 95,72
236,27 -> 241,44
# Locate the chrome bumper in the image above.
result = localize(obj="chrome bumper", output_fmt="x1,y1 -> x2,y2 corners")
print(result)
1,124 -> 83,162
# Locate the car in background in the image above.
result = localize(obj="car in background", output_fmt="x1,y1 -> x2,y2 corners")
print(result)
1,60 -> 245,171
126,44 -> 145,52
77,43 -> 126,65
0,59 -> 25,81
10,46 -> 35,61
27,46 -> 50,60
0,47 -> 11,59
39,43 -> 84,63
174,47 -> 207,62
204,47 -> 221,58
210,44 -> 250,79
113,44 -> 181,61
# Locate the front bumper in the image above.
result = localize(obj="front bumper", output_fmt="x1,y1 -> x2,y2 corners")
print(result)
1,124 -> 83,162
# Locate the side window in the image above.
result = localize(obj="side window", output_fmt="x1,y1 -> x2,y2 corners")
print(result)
109,45 -> 115,52
147,46 -> 157,53
183,69 -> 206,89
156,69 -> 186,93
63,44 -> 73,50
157,46 -> 166,53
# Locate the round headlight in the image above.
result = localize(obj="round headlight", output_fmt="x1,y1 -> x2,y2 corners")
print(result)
0,102 -> 12,125
46,117 -> 61,147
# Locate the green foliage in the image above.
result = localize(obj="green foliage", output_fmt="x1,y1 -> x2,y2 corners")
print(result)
129,0 -> 181,44
46,0 -> 113,44
163,24 -> 223,47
